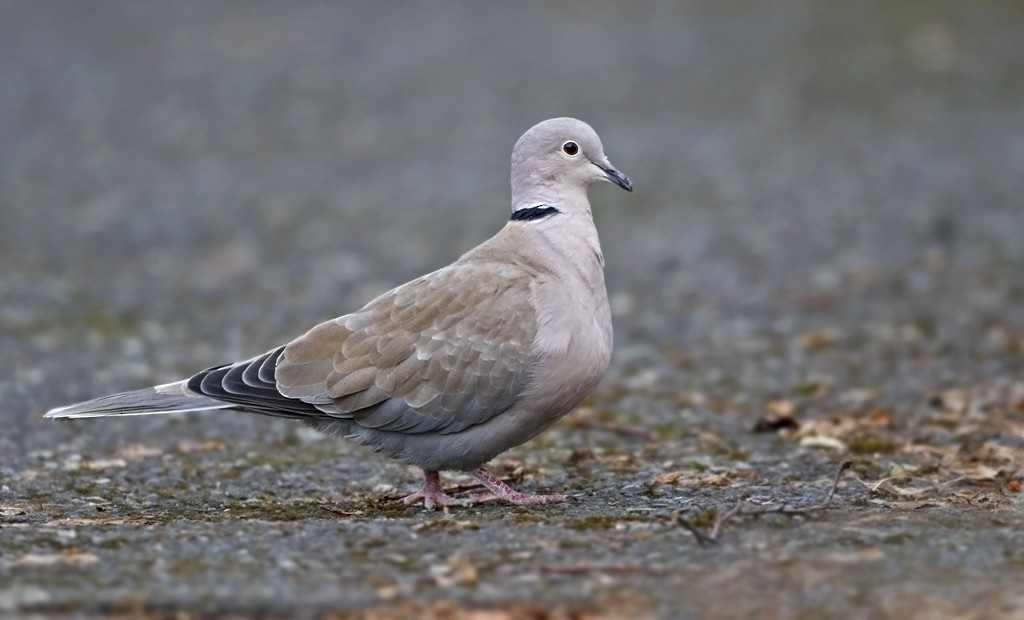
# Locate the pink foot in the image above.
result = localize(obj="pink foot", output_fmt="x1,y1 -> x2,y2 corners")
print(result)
401,470 -> 470,510
469,467 -> 567,506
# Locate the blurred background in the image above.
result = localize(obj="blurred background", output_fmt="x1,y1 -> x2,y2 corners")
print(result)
1,1 -> 1023,615
3,2 -> 1021,417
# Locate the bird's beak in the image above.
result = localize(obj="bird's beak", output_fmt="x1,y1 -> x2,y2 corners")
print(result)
596,159 -> 633,192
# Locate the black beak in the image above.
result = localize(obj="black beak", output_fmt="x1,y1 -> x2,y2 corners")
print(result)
596,160 -> 633,192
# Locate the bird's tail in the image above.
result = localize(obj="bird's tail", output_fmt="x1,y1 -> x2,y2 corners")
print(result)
44,380 -> 232,419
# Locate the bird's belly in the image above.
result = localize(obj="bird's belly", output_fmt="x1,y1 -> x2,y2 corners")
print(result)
339,288 -> 613,473
339,320 -> 612,473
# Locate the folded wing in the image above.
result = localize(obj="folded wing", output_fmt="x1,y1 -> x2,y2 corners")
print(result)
188,261 -> 540,435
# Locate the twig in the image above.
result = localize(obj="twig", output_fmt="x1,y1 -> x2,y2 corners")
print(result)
669,511 -> 717,546
674,460 -> 851,544
318,504 -> 363,517
571,419 -> 658,441
708,501 -> 745,541
851,473 -> 964,498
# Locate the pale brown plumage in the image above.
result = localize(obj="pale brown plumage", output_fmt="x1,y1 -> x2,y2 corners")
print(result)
276,259 -> 538,433
45,117 -> 633,509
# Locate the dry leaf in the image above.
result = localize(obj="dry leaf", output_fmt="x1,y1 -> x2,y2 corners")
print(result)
81,458 -> 127,470
797,327 -> 842,351
174,440 -> 227,454
867,409 -> 892,427
374,584 -> 400,600
652,471 -> 684,485
799,436 -> 847,451
754,399 -> 800,433
13,551 -> 99,567
568,406 -> 595,425
931,389 -> 969,414
651,471 -> 730,487
430,553 -> 478,588
821,548 -> 886,564
766,399 -> 796,416
118,444 -> 163,460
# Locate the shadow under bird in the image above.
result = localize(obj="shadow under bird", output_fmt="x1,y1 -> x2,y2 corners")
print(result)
45,117 -> 633,509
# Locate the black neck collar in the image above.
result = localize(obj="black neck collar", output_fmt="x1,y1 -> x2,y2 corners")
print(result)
510,205 -> 561,222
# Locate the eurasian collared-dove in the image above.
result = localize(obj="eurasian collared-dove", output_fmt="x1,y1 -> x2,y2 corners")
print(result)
45,117 -> 633,509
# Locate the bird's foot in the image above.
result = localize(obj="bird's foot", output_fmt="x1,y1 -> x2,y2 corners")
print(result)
401,470 -> 471,510
469,466 -> 567,506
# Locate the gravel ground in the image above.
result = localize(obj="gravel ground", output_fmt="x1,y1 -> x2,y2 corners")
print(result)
2,2 -> 1023,618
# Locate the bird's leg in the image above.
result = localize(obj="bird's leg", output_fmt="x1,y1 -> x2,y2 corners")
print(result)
401,470 -> 471,510
468,466 -> 567,505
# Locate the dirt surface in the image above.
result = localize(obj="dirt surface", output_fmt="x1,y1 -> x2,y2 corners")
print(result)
2,2 -> 1023,619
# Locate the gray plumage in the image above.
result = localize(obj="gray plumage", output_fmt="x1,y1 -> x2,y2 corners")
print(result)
45,117 -> 632,508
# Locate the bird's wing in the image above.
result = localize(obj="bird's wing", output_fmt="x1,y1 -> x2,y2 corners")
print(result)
270,260 -> 541,434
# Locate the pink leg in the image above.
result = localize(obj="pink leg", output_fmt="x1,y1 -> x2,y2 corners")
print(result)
401,470 -> 471,510
469,467 -> 567,506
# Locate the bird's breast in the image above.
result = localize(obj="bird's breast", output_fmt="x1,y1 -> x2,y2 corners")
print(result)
526,268 -> 612,419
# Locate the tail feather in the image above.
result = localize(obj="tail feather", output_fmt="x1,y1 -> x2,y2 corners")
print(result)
44,380 -> 233,419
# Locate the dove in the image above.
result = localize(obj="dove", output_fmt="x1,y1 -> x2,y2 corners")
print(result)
45,117 -> 633,509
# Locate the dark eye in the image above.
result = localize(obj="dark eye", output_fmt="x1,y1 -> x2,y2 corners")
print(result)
562,141 -> 579,156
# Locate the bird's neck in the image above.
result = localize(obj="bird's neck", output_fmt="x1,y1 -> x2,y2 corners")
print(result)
506,181 -> 606,292
511,180 -> 588,215
525,202 -> 607,296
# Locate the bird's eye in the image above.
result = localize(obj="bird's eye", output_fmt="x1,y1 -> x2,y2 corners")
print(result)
562,141 -> 579,156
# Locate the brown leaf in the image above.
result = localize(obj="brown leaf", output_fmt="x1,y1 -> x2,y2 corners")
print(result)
797,327 -> 842,351
80,458 -> 127,470
754,398 -> 799,432
652,471 -> 731,487
13,551 -> 99,567
821,548 -> 886,564
799,435 -> 847,451
429,552 -> 478,588
867,409 -> 892,427
652,471 -> 684,485
930,389 -> 969,414
118,444 -> 163,460
173,440 -> 227,454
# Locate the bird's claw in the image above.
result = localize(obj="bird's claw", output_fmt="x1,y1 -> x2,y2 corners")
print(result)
401,489 -> 472,510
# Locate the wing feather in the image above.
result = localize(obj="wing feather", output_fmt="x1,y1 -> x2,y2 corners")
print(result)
276,261 -> 539,434
185,349 -> 327,418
